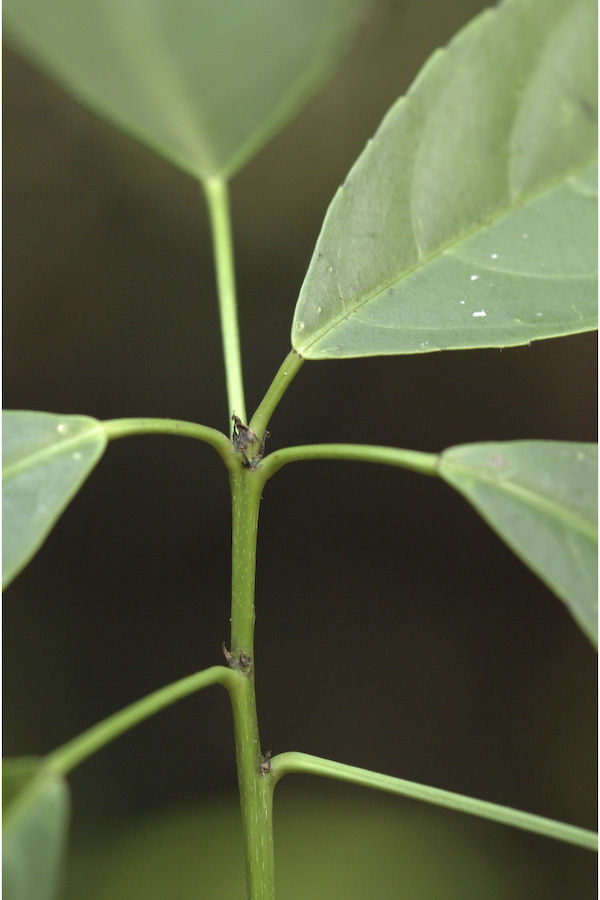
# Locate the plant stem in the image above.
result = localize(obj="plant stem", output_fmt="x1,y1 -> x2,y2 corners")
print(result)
248,348 -> 304,440
203,176 -> 247,432
269,752 -> 598,852
46,667 -> 235,777
228,465 -> 275,899
257,442 -> 438,483
102,416 -> 235,467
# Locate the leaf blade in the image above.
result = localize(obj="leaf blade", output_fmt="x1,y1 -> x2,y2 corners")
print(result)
438,441 -> 598,645
4,0 -> 364,180
3,758 -> 70,900
2,411 -> 106,589
293,0 -> 597,359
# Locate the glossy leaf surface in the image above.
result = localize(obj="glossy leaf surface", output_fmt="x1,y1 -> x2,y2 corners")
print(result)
2,411 -> 106,589
293,0 -> 597,358
3,758 -> 69,900
4,0 -> 363,180
439,441 -> 598,645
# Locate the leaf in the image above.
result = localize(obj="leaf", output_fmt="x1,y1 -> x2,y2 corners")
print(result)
438,441 -> 598,645
2,411 -> 106,589
292,0 -> 597,359
3,758 -> 70,900
4,0 -> 364,181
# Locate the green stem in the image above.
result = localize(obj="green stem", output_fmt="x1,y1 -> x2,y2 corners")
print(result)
46,666 -> 235,777
257,442 -> 439,484
102,416 -> 235,468
248,349 -> 304,440
228,465 -> 275,899
203,176 -> 247,432
269,752 -> 598,852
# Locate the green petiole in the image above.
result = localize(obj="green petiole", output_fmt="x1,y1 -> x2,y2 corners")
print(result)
269,752 -> 598,852
46,666 -> 236,777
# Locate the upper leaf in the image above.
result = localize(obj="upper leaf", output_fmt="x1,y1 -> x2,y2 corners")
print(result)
292,0 -> 597,359
3,757 -> 70,900
3,411 -> 106,589
439,441 -> 598,646
4,0 -> 363,181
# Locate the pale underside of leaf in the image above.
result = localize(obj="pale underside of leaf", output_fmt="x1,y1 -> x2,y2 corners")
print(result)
439,441 -> 598,645
3,758 -> 70,900
2,411 -> 106,589
292,0 -> 598,358
4,0 -> 364,181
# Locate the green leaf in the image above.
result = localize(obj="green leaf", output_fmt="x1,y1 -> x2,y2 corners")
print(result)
4,0 -> 363,181
2,411 -> 106,589
293,0 -> 597,359
439,441 -> 598,645
3,758 -> 70,900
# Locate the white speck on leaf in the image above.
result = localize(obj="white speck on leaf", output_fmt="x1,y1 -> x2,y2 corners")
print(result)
490,253 -> 499,259
470,274 -> 479,281
296,320 -> 305,332
57,423 -> 68,434
472,309 -> 487,318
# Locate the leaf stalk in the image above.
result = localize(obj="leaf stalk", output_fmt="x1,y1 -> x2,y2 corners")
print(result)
248,348 -> 304,440
257,441 -> 438,484
203,176 -> 247,432
46,666 -> 235,777
269,752 -> 598,852
102,416 -> 235,466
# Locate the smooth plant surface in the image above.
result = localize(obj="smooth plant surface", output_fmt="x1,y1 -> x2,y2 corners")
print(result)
2,0 -> 597,897
292,0 -> 597,358
2,412 -> 107,589
439,441 -> 598,644
3,758 -> 69,900
3,0 -> 364,181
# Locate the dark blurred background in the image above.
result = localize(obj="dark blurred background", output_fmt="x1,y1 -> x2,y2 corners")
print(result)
3,1 -> 597,897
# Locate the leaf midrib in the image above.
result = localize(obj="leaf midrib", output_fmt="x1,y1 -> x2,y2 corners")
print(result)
440,457 -> 598,545
2,425 -> 106,483
299,153 -> 596,353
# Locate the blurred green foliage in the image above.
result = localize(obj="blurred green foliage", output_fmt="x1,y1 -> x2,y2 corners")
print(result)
64,788 -> 595,899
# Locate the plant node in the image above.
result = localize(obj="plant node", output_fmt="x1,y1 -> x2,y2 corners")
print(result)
239,650 -> 252,670
222,642 -> 253,674
222,642 -> 234,666
259,750 -> 272,775
232,414 -> 269,468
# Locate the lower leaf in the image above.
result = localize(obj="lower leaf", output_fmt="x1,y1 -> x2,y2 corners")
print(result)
439,441 -> 598,645
3,757 -> 70,900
